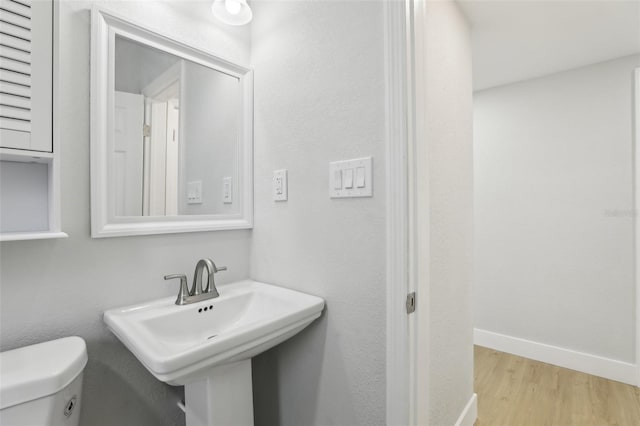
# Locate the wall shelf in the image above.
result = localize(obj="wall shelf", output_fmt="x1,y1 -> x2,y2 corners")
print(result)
0,231 -> 68,242
0,148 -> 55,164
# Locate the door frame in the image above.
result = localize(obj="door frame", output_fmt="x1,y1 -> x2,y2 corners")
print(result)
385,0 -> 425,423
384,0 -> 411,423
634,67 -> 640,387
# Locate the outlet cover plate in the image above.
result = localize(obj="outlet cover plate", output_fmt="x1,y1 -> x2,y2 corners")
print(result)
273,169 -> 288,201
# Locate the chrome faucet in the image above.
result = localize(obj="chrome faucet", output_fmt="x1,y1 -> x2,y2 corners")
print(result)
164,259 -> 227,305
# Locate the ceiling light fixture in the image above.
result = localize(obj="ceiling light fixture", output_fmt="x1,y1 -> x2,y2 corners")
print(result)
211,0 -> 253,26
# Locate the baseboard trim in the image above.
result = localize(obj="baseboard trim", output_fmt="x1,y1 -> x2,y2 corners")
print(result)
474,328 -> 637,386
454,393 -> 477,426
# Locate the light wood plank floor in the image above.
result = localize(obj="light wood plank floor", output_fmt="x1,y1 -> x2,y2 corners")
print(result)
474,346 -> 640,426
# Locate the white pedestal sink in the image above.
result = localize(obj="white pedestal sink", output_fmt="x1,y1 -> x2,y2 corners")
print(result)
104,280 -> 324,426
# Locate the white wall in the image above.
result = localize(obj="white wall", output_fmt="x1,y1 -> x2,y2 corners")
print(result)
474,55 -> 640,363
421,1 -> 475,424
249,1 -> 387,424
0,2 -> 251,426
0,161 -> 49,232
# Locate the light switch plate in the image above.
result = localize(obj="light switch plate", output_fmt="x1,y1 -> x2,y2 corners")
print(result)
187,181 -> 203,204
223,177 -> 232,204
329,157 -> 373,198
273,169 -> 288,201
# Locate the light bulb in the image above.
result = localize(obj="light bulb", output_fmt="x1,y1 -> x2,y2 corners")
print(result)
211,0 -> 252,25
225,0 -> 242,15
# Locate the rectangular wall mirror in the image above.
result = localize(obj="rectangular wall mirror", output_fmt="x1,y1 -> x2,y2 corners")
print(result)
91,8 -> 253,238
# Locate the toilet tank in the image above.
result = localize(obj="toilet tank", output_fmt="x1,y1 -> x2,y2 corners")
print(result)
0,337 -> 87,426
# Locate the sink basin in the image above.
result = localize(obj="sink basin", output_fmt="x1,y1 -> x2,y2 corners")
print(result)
104,280 -> 324,386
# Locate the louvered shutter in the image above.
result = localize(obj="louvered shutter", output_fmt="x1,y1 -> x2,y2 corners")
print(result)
0,0 -> 52,152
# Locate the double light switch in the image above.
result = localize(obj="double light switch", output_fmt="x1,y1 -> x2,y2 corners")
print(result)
187,181 -> 203,204
329,157 -> 372,198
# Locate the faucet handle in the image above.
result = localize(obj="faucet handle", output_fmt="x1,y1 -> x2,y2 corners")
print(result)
164,274 -> 190,305
214,265 -> 227,273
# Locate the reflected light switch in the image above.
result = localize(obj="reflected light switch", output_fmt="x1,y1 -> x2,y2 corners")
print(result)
187,181 -> 203,204
223,177 -> 232,204
355,167 -> 365,188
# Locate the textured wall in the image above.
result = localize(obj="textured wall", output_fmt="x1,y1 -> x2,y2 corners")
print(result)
249,1 -> 387,425
423,0 -> 475,424
0,2 -> 251,425
474,55 -> 640,362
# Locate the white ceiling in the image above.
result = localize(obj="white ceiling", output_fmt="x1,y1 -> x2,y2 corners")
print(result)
458,0 -> 640,90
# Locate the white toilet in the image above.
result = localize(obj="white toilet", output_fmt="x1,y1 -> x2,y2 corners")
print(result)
0,336 -> 87,426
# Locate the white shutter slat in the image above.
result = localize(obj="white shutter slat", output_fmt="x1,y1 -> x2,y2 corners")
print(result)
0,104 -> 28,120
0,21 -> 30,40
0,116 -> 29,132
0,8 -> 29,28
0,68 -> 29,86
0,55 -> 29,74
0,0 -> 32,19
0,45 -> 30,63
0,80 -> 29,97
9,0 -> 32,8
0,92 -> 28,109
0,32 -> 29,52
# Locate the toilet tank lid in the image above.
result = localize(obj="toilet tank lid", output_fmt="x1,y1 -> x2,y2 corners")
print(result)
0,336 -> 88,410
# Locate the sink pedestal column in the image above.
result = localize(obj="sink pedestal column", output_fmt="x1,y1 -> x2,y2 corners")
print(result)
185,359 -> 254,426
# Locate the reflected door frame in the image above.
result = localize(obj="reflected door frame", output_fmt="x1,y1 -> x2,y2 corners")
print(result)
142,61 -> 183,216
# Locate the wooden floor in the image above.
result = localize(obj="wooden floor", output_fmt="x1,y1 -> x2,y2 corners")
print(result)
474,346 -> 640,426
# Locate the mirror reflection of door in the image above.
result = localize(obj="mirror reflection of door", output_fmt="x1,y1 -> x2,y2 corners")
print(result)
113,92 -> 144,216
142,63 -> 182,216
114,35 -> 182,217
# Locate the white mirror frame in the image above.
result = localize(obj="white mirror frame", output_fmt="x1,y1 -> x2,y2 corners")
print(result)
90,7 -> 253,238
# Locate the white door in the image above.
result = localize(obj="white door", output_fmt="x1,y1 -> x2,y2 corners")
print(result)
113,91 -> 144,216
143,82 -> 180,216
147,101 -> 168,216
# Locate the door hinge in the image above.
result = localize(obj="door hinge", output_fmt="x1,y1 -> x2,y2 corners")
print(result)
143,124 -> 151,137
406,292 -> 416,314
